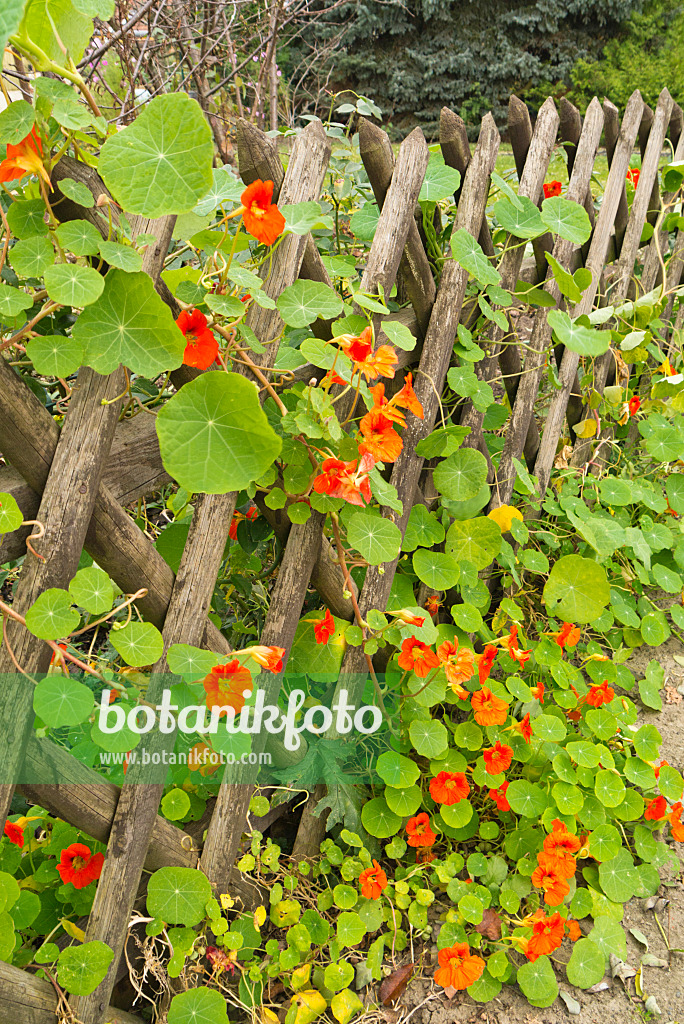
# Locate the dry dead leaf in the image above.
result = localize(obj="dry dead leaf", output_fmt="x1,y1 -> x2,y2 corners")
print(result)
665,685 -> 682,704
379,964 -> 414,1006
554,444 -> 573,469
475,908 -> 502,941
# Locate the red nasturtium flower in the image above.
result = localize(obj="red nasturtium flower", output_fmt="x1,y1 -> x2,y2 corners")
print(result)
586,681 -> 615,707
476,644 -> 498,686
57,843 -> 104,889
313,608 -> 335,645
337,327 -> 398,381
229,505 -> 258,540
437,639 -> 475,695
654,759 -> 670,779
425,594 -> 441,619
669,801 -> 684,841
567,919 -> 582,942
525,912 -> 565,961
506,624 -> 531,668
483,741 -> 513,775
203,661 -> 253,716
398,637 -> 440,678
248,645 -> 285,672
554,622 -> 581,649
645,795 -> 668,821
176,308 -> 219,370
543,180 -> 562,198
3,820 -> 24,847
395,372 -> 424,418
530,680 -> 545,704
626,167 -> 640,188
628,395 -> 641,416
359,860 -> 387,899
488,781 -> 510,811
430,771 -> 469,805
393,609 -> 425,627
508,712 -> 533,743
434,943 -> 485,990
313,454 -> 374,506
471,687 -> 509,726
359,406 -> 403,463
406,812 -> 436,847
238,179 -> 285,245
531,853 -> 570,906
0,127 -> 51,187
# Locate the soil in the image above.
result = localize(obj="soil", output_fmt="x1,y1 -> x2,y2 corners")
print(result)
384,638 -> 684,1024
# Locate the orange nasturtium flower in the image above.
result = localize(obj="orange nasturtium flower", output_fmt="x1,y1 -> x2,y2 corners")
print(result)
406,812 -> 436,847
434,943 -> 485,990
567,919 -> 582,942
337,326 -> 398,381
398,637 -> 439,678
554,622 -> 581,649
586,681 -> 615,707
313,608 -> 335,645
0,127 -> 51,187
188,741 -> 221,776
669,801 -> 684,841
392,609 -> 425,627
626,167 -> 640,188
530,680 -> 545,704
203,661 -> 253,716
471,687 -> 508,726
645,795 -> 668,821
506,624 -> 531,668
628,395 -> 641,416
430,771 -> 469,805
425,594 -> 441,619
437,639 -> 475,695
483,741 -> 513,775
542,180 -> 562,198
248,645 -> 285,673
57,843 -> 105,889
476,644 -> 498,685
359,406 -> 403,463
507,712 -> 532,743
488,781 -> 510,811
543,818 -> 581,874
525,912 -> 565,961
531,853 -> 570,906
176,308 -> 219,370
3,820 -> 24,847
359,860 -> 387,899
313,453 -> 374,507
395,372 -> 424,418
238,179 -> 285,245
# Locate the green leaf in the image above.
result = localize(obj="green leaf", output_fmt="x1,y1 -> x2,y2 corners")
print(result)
25,588 -> 79,640
10,235 -> 54,277
360,797 -> 401,839
0,283 -> 33,317
33,676 -> 93,728
419,161 -> 460,201
493,195 -> 545,239
415,425 -> 470,458
167,644 -> 222,682
544,252 -> 584,304
506,781 -> 548,817
147,866 -> 212,926
349,204 -> 379,240
412,549 -> 460,589
594,770 -> 625,808
402,504 -> 445,551
532,714 -> 566,742
598,849 -> 639,903
517,956 -> 558,1008
588,824 -> 621,861
277,280 -> 343,328
282,201 -> 326,234
22,0 -> 93,66
168,988 -> 229,1024
73,269 -> 185,376
446,517 -> 501,570
110,621 -> 163,667
633,724 -> 662,761
0,492 -> 23,533
433,448 -> 488,501
543,555 -> 609,623
325,961 -> 355,992
56,176 -> 95,208
99,94 -> 213,218
0,103 -> 31,150
337,911 -> 365,947
68,565 -> 114,614
658,765 -> 684,802
376,752 -> 420,788
589,916 -> 627,962
451,229 -> 501,286
547,310 -> 609,356
409,718 -> 448,758
380,319 -> 416,351
26,334 -> 84,377
99,241 -> 143,273
347,511 -> 401,565
6,199 -> 48,238
156,370 -> 281,494
57,940 -> 114,996
447,364 -> 494,411
458,893 -> 484,924
540,196 -> 592,245
55,220 -> 102,257
44,262 -> 104,307
566,938 -> 604,988
161,789 -> 192,822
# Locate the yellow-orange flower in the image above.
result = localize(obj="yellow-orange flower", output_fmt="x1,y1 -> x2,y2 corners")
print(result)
525,912 -> 565,961
434,943 -> 485,990
203,661 -> 252,717
531,853 -> 570,906
437,639 -> 475,694
359,406 -> 403,463
470,687 -> 508,726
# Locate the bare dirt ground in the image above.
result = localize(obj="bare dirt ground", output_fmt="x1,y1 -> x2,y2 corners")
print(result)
391,638 -> 684,1024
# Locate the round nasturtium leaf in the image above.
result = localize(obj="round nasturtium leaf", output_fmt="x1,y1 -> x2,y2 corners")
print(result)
0,491 -> 23,533
44,263 -> 104,307
346,511 -> 401,566
588,824 -> 621,861
99,94 -> 214,218
517,955 -> 558,1008
594,770 -> 625,808
566,938 -> 604,988
493,195 -> 545,239
598,848 -> 639,903
419,160 -> 461,202
98,241 -> 144,273
336,910 -> 366,947
433,448 -> 488,501
26,335 -> 85,377
543,555 -> 610,623
547,309 -> 609,356
385,784 -> 422,817
68,565 -> 114,615
57,176 -> 95,208
161,788 -> 191,822
73,269 -> 186,377
33,676 -> 94,729
0,282 -> 34,317
156,371 -> 282,494
446,516 -> 502,570
168,987 -> 229,1024
588,916 -> 627,962
330,987 -> 364,1024
376,751 -> 421,788
24,588 -> 79,640
409,718 -> 448,758
361,797 -> 402,839
505,781 -> 548,817
147,866 -> 212,926
324,961 -> 354,993
56,940 -> 114,996
276,280 -> 344,328
412,549 -> 460,589
0,99 -> 35,144
10,234 -> 54,277
540,196 -> 592,245
55,220 -> 102,257
110,621 -> 164,667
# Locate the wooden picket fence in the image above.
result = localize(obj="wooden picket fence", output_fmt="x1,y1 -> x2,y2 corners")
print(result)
0,86 -> 683,1023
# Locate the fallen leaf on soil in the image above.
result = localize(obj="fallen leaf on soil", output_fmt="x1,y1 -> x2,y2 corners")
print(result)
610,954 -> 636,982
559,989 -> 581,1015
475,907 -> 502,941
379,964 -> 414,1006
587,981 -> 610,993
441,985 -> 457,1000
665,685 -> 682,703
629,927 -> 649,948
644,996 -> 661,1014
641,953 -> 668,967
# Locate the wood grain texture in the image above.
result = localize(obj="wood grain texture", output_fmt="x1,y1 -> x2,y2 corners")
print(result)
640,125 -> 684,294
603,99 -> 630,254
507,95 -> 554,280
439,106 -> 495,257
0,959 -> 142,1024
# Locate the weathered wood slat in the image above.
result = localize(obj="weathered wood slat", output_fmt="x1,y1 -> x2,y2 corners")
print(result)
0,959 -> 142,1024
603,99 -> 630,256
439,107 -> 495,258
508,95 -> 555,281
641,129 -> 684,294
